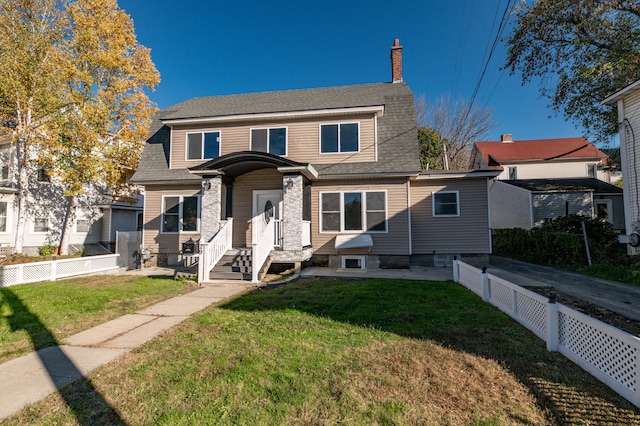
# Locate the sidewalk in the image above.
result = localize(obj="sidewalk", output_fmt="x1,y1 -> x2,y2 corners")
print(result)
0,281 -> 250,421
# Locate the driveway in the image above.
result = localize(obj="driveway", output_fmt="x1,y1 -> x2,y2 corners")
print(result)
487,256 -> 640,322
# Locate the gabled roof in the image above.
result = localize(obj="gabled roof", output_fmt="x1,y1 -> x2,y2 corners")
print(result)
501,178 -> 622,194
602,79 -> 640,104
474,137 -> 607,166
131,82 -> 421,184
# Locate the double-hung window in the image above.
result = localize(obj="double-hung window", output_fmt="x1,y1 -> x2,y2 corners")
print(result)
186,131 -> 221,160
320,123 -> 359,153
34,216 -> 49,233
77,218 -> 90,233
433,191 -> 460,217
1,165 -> 8,181
0,202 -> 6,232
251,128 -> 287,155
320,191 -> 387,232
162,196 -> 200,233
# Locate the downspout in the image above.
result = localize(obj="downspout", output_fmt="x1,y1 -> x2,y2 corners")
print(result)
617,99 -> 634,242
407,178 -> 412,256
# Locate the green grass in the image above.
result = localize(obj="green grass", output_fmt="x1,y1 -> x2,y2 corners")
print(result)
0,274 -> 196,363
6,277 -> 640,425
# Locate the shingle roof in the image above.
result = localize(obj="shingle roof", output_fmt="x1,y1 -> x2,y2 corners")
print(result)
131,82 -> 421,183
474,137 -> 607,166
502,178 -> 622,193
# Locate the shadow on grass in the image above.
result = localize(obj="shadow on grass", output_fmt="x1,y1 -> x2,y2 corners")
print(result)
220,277 -> 640,424
0,288 -> 126,425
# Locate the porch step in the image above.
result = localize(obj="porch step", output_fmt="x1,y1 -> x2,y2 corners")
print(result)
210,248 -> 253,281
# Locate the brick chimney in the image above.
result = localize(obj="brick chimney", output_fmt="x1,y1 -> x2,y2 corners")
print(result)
391,38 -> 402,83
501,134 -> 513,143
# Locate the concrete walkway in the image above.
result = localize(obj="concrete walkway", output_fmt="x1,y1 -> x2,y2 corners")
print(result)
0,281 -> 251,421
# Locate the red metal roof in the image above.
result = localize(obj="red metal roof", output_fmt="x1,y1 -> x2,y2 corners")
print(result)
474,137 -> 607,165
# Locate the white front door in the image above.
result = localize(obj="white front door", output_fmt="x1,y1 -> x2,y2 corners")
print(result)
253,190 -> 283,246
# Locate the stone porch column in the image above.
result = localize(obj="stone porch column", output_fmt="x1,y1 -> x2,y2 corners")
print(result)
282,174 -> 303,251
200,176 -> 222,242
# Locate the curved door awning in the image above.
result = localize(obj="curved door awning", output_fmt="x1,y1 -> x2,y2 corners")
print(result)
188,151 -> 314,179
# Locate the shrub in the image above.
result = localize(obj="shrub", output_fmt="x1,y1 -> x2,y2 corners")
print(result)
38,244 -> 58,257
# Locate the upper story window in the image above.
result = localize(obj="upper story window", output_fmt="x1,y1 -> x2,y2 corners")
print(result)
508,166 -> 517,180
433,191 -> 460,217
0,202 -> 6,232
320,190 -> 387,233
186,131 -> 220,161
251,127 -> 287,156
587,163 -> 597,178
162,195 -> 200,233
320,123 -> 359,154
1,165 -> 8,181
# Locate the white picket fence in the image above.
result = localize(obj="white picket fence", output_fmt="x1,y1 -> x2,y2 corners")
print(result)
0,254 -> 120,287
453,260 -> 640,408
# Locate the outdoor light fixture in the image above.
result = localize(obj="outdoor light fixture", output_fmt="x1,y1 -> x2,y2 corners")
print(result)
286,178 -> 294,189
202,181 -> 211,191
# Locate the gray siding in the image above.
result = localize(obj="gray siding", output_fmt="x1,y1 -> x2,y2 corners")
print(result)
410,178 -> 491,254
532,192 -> 591,226
490,181 -> 532,229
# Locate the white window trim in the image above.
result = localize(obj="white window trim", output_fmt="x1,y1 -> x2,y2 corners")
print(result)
319,190 -> 388,234
0,200 -> 8,233
341,255 -> 366,270
432,190 -> 460,217
508,166 -> 517,180
586,163 -> 598,178
594,199 -> 614,224
184,131 -> 222,161
76,217 -> 90,233
161,195 -> 201,234
250,126 -> 288,156
319,122 -> 361,154
33,215 -> 50,234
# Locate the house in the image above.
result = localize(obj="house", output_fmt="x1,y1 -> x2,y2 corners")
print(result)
602,80 -> 640,252
489,178 -> 625,231
472,135 -> 610,181
0,139 -> 142,256
131,40 -> 500,282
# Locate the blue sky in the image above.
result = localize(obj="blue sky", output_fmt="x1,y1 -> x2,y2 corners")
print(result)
118,0 -> 603,145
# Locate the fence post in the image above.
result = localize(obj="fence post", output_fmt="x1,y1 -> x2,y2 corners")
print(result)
482,267 -> 490,302
546,291 -> 559,352
50,258 -> 57,282
452,256 -> 459,283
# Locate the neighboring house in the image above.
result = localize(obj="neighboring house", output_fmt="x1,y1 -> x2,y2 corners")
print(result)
0,139 -> 142,255
490,178 -> 625,231
131,40 -> 500,281
602,81 -> 640,253
472,134 -> 610,181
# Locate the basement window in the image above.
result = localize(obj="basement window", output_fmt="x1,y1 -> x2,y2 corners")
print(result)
342,255 -> 365,269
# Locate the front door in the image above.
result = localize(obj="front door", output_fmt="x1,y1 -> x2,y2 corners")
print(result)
253,190 -> 283,246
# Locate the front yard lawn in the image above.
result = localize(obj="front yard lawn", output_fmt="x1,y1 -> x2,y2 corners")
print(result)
0,274 -> 197,363
4,278 -> 640,425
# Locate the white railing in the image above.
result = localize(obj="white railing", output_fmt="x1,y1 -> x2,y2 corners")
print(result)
302,220 -> 311,247
274,219 -> 283,247
0,254 -> 120,287
198,218 -> 233,285
453,260 -> 640,408
252,219 -> 274,283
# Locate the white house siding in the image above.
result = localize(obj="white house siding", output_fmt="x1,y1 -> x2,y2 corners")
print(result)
410,178 -> 491,254
495,160 -> 602,180
531,192 -> 592,227
169,113 -> 377,170
621,90 -> 640,237
489,181 -> 532,229
310,178 -> 411,256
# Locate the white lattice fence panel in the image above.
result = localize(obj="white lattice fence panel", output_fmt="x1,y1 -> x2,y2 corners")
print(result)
489,279 -> 514,313
22,263 -> 53,284
56,258 -> 91,278
514,290 -> 548,338
0,266 -> 20,287
457,263 -> 483,296
559,306 -> 638,398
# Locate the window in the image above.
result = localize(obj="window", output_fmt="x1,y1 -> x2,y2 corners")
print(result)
162,196 -> 200,233
1,165 -> 8,180
587,163 -> 597,178
186,131 -> 220,160
320,123 -> 359,153
0,202 -> 6,232
77,219 -> 90,233
34,216 -> 49,233
320,191 -> 387,232
433,191 -> 459,217
508,166 -> 517,180
251,128 -> 286,155
342,256 -> 365,269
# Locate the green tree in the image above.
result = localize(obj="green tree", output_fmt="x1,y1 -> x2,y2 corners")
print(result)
54,0 -> 159,255
0,0 -> 69,253
505,0 -> 640,143
418,126 -> 447,170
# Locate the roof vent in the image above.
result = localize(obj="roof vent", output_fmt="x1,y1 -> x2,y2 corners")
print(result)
501,134 -> 513,143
